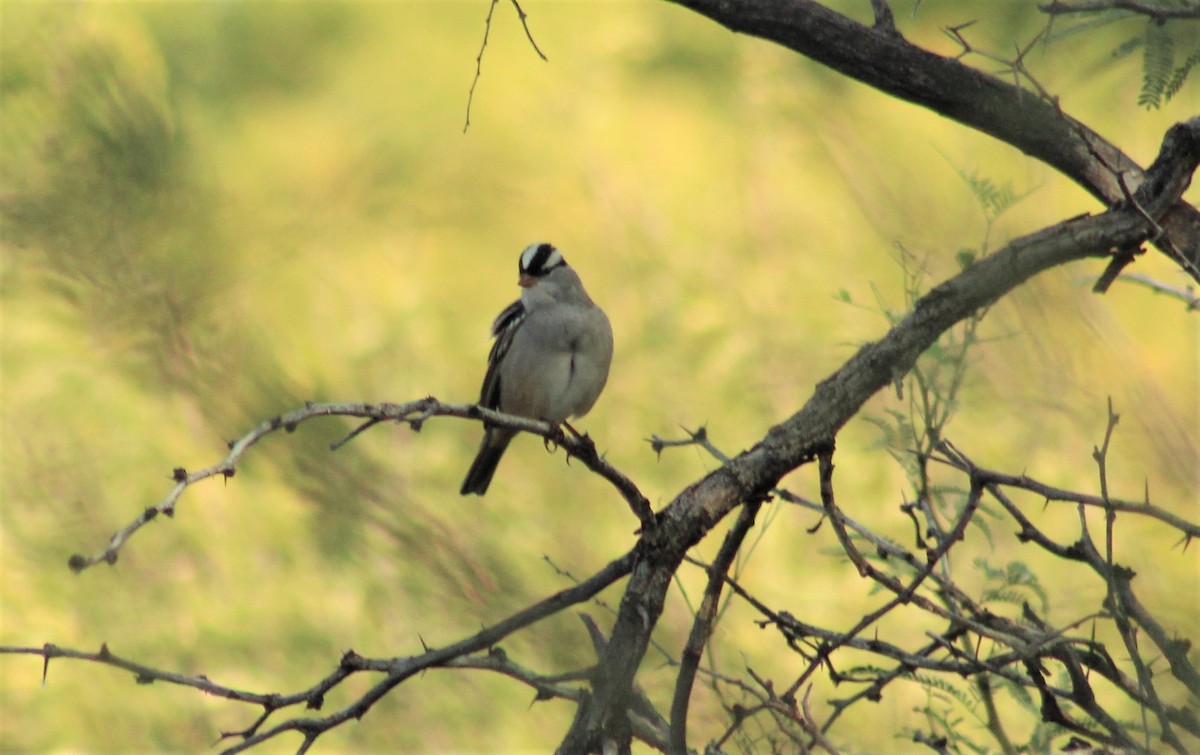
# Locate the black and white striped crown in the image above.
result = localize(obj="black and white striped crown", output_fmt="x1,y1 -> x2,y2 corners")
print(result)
519,242 -> 565,278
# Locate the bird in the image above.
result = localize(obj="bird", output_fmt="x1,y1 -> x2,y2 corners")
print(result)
460,242 -> 613,496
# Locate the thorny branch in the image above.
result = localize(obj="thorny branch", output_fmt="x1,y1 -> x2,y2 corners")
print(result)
65,398 -> 654,574
6,550 -> 639,755
653,421 -> 1198,753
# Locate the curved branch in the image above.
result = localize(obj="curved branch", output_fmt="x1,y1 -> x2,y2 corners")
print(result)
664,0 -> 1200,280
67,399 -> 654,572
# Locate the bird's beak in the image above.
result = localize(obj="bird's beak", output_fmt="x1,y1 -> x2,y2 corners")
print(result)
518,275 -> 536,288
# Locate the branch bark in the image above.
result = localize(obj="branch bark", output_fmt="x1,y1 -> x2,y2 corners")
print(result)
557,117 -> 1199,752
664,0 -> 1200,281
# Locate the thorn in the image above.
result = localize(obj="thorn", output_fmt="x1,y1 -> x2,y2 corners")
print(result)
647,435 -> 664,459
805,513 -> 826,534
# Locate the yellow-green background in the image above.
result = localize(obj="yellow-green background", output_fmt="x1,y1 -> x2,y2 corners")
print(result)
1,1 -> 1196,752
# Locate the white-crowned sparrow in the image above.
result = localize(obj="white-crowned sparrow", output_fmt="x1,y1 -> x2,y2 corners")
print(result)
460,242 -> 614,496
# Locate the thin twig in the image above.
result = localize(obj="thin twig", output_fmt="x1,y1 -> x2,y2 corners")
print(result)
1098,273 -> 1200,310
464,0 -> 500,133
669,502 -> 761,752
464,0 -> 548,133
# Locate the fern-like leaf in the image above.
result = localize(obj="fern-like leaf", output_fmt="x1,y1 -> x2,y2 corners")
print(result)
1165,45 -> 1200,103
1110,35 -> 1143,62
1139,20 -> 1174,109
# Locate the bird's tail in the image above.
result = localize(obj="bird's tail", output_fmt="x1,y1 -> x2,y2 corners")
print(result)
460,431 -> 513,496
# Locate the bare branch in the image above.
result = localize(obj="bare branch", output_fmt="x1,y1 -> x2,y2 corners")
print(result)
464,0 -> 548,133
464,0 -> 500,133
669,501 -> 762,752
1039,0 -> 1200,20
931,444 -> 1200,540
509,0 -> 548,61
665,0 -> 1200,279
1101,272 -> 1200,309
4,549 -> 638,753
67,398 -> 654,573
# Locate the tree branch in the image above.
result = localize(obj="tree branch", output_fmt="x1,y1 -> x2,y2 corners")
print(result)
67,399 -> 654,573
668,501 -> 761,753
1039,0 -> 1200,20
6,549 -> 638,753
558,117 -> 1198,752
664,0 -> 1200,281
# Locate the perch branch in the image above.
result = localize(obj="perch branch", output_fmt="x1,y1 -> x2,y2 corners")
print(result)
67,398 -> 653,573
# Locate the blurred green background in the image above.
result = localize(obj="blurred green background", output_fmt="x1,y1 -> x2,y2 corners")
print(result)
1,1 -> 1196,751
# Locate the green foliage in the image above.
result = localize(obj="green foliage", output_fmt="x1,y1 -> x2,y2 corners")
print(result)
865,243 -> 985,474
1122,17 -> 1199,109
1133,16 -> 1200,110
973,557 -> 1049,614
1140,19 -> 1177,108
907,675 -> 990,754
1043,8 -> 1197,109
961,172 -> 1023,224
945,159 -> 1036,251
1165,45 -> 1200,101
